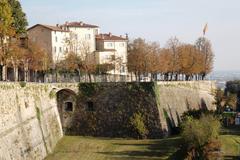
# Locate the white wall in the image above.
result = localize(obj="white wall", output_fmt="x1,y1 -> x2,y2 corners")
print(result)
51,31 -> 70,62
68,27 -> 99,53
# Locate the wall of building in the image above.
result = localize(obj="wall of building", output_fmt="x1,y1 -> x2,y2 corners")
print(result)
96,40 -> 128,75
68,27 -> 99,53
51,31 -> 69,62
28,26 -> 52,56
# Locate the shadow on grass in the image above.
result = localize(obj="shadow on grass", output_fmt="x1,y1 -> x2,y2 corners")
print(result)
97,137 -> 185,160
224,156 -> 240,160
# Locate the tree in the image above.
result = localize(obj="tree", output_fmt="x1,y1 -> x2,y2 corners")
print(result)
182,115 -> 221,159
166,37 -> 181,81
0,0 -> 14,80
27,42 -> 52,82
195,37 -> 214,79
127,38 -> 148,81
7,40 -> 27,81
8,0 -> 28,35
58,51 -> 83,82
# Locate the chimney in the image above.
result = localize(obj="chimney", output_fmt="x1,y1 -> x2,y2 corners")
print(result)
125,33 -> 129,40
56,24 -> 59,27
109,32 -> 112,37
120,35 -> 122,38
80,21 -> 83,26
101,34 -> 104,39
65,21 -> 69,25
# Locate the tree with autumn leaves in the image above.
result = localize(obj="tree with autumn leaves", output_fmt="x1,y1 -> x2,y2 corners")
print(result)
127,37 -> 214,81
0,0 -> 51,82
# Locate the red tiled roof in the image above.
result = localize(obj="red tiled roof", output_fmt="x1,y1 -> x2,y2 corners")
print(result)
27,24 -> 69,32
96,33 -> 127,41
61,21 -> 99,28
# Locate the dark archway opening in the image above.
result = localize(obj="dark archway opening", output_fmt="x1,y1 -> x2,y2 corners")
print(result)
64,102 -> 73,112
56,89 -> 77,134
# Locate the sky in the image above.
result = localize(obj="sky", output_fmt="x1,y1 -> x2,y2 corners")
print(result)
20,0 -> 240,71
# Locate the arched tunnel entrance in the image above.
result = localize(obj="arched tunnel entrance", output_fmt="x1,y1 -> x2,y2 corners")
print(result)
56,89 -> 77,134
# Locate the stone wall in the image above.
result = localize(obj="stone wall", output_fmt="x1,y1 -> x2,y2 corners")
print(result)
63,81 -> 216,138
156,81 -> 216,134
0,81 -> 216,159
0,83 -> 68,160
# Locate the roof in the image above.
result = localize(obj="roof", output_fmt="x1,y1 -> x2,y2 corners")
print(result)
96,33 -> 127,41
27,24 -> 69,32
61,21 -> 99,28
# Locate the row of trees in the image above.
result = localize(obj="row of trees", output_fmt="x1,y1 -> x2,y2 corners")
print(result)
128,37 -> 214,81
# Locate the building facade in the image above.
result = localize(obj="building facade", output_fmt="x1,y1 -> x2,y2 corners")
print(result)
95,33 -> 128,75
27,24 -> 70,63
28,21 -> 128,76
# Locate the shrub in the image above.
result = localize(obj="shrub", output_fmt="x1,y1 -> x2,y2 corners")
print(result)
19,81 -> 26,88
129,113 -> 148,139
49,89 -> 56,99
181,114 -> 222,159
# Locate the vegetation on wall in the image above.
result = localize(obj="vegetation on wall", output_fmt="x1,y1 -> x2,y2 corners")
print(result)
66,82 -> 161,139
19,81 -> 26,88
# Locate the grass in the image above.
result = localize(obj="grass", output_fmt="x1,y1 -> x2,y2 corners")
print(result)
45,136 -> 183,160
45,134 -> 240,160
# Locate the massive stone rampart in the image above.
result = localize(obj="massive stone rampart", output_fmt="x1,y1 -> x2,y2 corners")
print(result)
0,81 -> 216,159
0,82 -> 78,160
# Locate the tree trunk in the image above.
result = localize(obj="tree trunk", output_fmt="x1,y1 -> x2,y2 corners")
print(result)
14,66 -> 18,82
88,73 -> 92,83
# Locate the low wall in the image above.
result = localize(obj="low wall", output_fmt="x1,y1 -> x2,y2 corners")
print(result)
0,83 -> 64,160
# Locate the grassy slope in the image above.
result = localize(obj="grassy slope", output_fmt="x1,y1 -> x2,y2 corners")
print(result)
46,135 -> 240,160
45,136 -> 182,160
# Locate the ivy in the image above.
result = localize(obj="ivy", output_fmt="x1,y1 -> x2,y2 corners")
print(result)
78,83 -> 100,97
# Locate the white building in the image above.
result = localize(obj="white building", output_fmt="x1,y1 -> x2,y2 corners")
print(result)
95,33 -> 128,75
27,22 -> 128,76
27,24 -> 70,63
60,21 -> 99,54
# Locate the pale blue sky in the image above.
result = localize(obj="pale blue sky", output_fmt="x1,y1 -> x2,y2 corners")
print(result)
20,0 -> 240,71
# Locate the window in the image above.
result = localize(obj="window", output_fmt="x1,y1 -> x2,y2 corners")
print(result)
54,31 -> 56,34
55,36 -> 58,42
59,47 -> 62,52
107,43 -> 113,47
120,66 -> 125,73
119,43 -> 125,47
64,102 -> 73,112
54,46 -> 57,53
87,101 -> 94,111
95,29 -> 99,35
85,34 -> 91,40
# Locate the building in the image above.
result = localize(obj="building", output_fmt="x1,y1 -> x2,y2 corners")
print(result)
60,21 -> 99,54
27,24 -> 70,63
95,33 -> 128,75
27,21 -> 128,76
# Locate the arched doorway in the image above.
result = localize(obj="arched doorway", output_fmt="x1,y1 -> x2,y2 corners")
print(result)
56,89 -> 77,134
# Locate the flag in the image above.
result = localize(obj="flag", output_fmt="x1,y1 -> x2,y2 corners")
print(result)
203,23 -> 208,35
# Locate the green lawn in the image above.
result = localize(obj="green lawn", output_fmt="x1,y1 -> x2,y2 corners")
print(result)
45,135 -> 240,160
